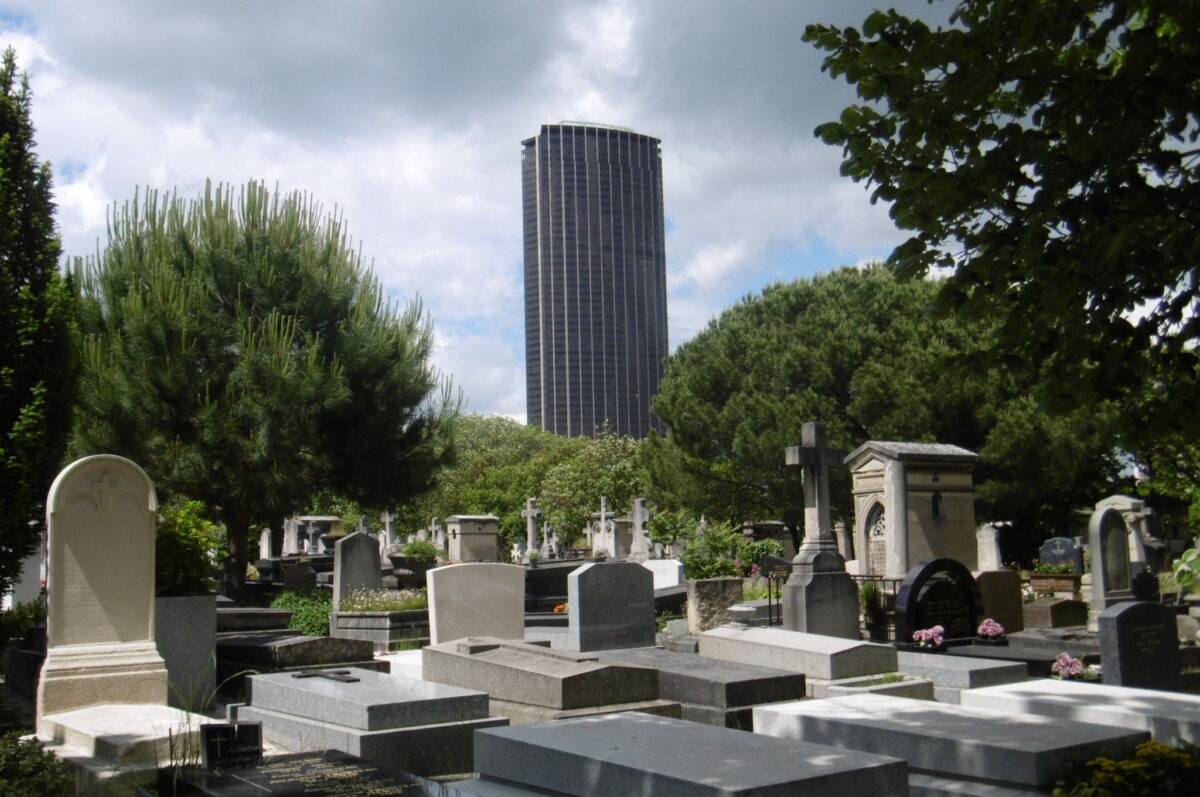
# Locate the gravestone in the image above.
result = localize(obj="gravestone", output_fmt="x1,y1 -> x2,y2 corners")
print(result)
200,721 -> 263,769
686,578 -> 744,636
699,625 -> 897,682
331,531 -> 382,612
974,570 -> 1024,634
625,497 -> 653,561
258,528 -> 273,560
641,558 -> 685,590
1023,597 -> 1088,628
976,523 -> 1004,571
282,516 -> 302,556
569,561 -> 654,651
782,422 -> 859,639
1039,536 -> 1084,574
239,667 -> 506,776
470,712 -> 908,796
1098,601 -> 1181,690
37,455 -> 168,725
1090,507 -> 1133,611
426,563 -> 524,645
280,563 -> 317,591
894,558 -> 984,643
445,514 -> 499,562
520,498 -> 540,564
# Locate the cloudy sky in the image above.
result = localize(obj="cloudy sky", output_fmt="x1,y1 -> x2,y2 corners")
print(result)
2,0 -> 944,421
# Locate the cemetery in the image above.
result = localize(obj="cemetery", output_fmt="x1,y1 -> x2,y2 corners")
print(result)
0,425 -> 1196,797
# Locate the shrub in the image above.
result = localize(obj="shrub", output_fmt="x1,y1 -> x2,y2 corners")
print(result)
740,539 -> 785,566
270,589 -> 332,637
156,500 -> 221,597
0,731 -> 74,796
1055,739 -> 1200,796
0,596 -> 45,644
400,540 -> 439,563
340,588 -> 427,612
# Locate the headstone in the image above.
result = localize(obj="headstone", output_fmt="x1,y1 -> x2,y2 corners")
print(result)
975,523 -> 1003,571
422,637 -> 678,724
893,558 -> 984,643
239,667 -> 506,776
200,721 -> 263,769
961,678 -> 1200,746
686,577 -> 744,636
1090,507 -> 1133,615
844,441 -> 981,578
755,694 -> 1148,794
1023,597 -> 1088,628
640,558 -> 685,590
1095,494 -> 1160,572
471,712 -> 908,796
282,516 -> 302,556
426,563 -> 524,645
331,531 -> 383,612
974,569 -> 1024,634
520,498 -> 541,564
258,528 -> 273,560
1038,535 -> 1085,574
1098,601 -> 1181,690
37,455 -> 168,726
569,561 -> 654,651
625,497 -> 653,562
782,422 -> 859,638
280,563 -> 317,591
445,514 -> 500,562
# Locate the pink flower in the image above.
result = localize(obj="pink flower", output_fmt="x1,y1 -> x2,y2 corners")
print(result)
1051,652 -> 1085,679
912,625 -> 945,647
977,618 -> 1005,638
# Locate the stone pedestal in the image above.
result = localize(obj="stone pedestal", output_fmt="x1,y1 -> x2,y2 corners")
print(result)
37,641 -> 168,722
782,538 -> 859,639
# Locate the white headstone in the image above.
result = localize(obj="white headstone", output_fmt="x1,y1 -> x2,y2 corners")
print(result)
640,559 -> 685,590
37,455 -> 168,727
976,524 -> 1003,571
258,528 -> 273,560
626,498 -> 653,562
426,563 -> 524,645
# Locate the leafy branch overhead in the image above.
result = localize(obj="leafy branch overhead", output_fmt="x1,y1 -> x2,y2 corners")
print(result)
804,0 -> 1200,442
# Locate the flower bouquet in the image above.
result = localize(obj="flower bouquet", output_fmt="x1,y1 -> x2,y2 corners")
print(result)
911,624 -> 946,651
1050,652 -> 1100,681
975,617 -> 1008,646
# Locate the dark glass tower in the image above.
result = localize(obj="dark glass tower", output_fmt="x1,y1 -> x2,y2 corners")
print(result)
523,122 -> 668,438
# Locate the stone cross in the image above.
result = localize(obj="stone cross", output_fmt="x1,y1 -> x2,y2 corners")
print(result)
784,422 -> 845,544
89,470 -> 120,515
521,498 -> 541,559
291,669 -> 360,683
626,498 -> 653,560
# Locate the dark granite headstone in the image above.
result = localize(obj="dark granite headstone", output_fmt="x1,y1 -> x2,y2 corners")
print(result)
200,722 -> 262,770
895,558 -> 984,642
159,749 -> 445,796
1099,601 -> 1181,690
1131,569 -> 1158,601
1038,537 -> 1084,574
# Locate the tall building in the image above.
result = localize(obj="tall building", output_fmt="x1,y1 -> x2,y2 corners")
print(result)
522,122 -> 668,438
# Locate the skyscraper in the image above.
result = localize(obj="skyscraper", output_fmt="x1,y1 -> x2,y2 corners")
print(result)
522,122 -> 668,438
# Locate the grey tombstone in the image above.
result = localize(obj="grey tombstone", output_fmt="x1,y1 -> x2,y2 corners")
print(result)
426,563 -> 525,645
976,523 -> 1004,571
1039,536 -> 1084,574
974,569 -> 1024,634
1098,601 -> 1181,690
625,497 -> 653,562
569,561 -> 655,651
332,531 -> 383,612
781,422 -> 859,639
686,577 -> 744,636
1090,507 -> 1133,609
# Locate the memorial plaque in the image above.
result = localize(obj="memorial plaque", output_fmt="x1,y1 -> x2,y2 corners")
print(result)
161,750 -> 444,796
894,558 -> 984,643
1098,601 -> 1181,691
200,722 -> 262,770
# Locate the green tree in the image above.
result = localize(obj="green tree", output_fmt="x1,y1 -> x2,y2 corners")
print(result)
397,413 -> 584,553
540,428 -> 645,539
0,48 -> 77,597
645,266 -> 1119,545
803,0 -> 1200,448
72,181 -> 456,597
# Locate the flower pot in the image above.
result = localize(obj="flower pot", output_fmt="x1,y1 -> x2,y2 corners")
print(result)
1029,574 -> 1082,594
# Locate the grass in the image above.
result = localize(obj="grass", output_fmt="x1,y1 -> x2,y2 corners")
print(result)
846,673 -> 905,687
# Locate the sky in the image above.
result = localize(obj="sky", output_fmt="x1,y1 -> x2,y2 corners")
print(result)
2,0 -> 945,421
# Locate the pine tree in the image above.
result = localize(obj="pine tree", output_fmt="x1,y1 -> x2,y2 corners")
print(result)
0,48 -> 77,597
73,181 -> 457,597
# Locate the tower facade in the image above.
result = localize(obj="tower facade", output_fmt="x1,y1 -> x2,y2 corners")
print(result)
522,122 -> 668,438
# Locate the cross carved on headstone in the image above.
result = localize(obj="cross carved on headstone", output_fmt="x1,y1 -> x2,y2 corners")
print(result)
291,669 -> 360,683
89,470 -> 120,514
784,422 -> 845,545
521,498 -> 541,555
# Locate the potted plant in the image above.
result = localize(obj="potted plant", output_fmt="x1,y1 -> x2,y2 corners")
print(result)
527,550 -> 539,568
389,540 -> 439,586
858,581 -> 888,642
975,617 -> 1007,646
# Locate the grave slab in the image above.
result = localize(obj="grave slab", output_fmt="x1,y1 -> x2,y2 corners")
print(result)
960,679 -> 1200,745
422,637 -> 663,711
595,646 -> 806,728
698,624 -> 896,680
475,711 -> 909,796
899,650 -> 1028,703
239,667 -> 506,777
754,694 -> 1148,790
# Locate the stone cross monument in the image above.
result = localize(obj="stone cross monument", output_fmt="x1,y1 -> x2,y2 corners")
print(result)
521,498 -> 541,563
781,422 -> 859,639
626,498 -> 653,562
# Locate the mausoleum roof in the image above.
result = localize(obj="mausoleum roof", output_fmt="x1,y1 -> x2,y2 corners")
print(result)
844,440 -> 980,467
